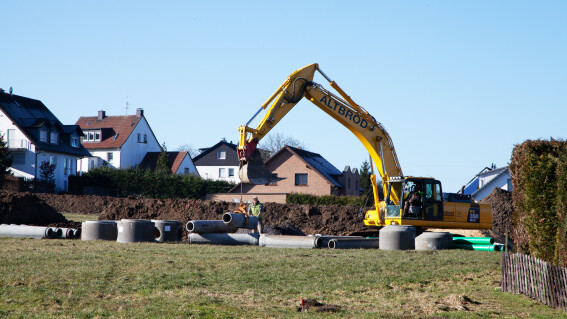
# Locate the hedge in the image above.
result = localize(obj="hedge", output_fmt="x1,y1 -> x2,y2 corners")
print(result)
510,139 -> 567,266
69,168 -> 235,199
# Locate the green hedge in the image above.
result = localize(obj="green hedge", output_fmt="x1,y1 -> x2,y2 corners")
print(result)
286,192 -> 372,207
69,168 -> 235,199
510,139 -> 567,266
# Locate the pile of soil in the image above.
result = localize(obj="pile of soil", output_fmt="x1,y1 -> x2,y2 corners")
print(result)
480,188 -> 514,238
0,191 -> 66,226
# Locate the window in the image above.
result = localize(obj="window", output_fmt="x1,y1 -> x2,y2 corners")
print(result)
137,133 -> 141,143
267,174 -> 278,186
217,150 -> 226,160
295,173 -> 308,186
143,134 -> 147,143
228,168 -> 234,177
94,132 -> 100,141
90,159 -> 95,169
219,168 -> 226,178
64,158 -> 72,176
88,132 -> 94,141
348,178 -> 351,189
71,137 -> 79,147
40,130 -> 48,142
49,156 -> 57,165
184,168 -> 189,175
107,152 -> 113,162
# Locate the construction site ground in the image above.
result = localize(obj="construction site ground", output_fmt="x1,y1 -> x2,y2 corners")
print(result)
0,188 -> 513,243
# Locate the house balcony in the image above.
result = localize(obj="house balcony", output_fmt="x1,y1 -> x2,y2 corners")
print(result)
8,139 -> 32,151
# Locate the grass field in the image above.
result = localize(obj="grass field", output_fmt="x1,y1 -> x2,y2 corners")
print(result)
61,213 -> 99,223
1,237 -> 566,318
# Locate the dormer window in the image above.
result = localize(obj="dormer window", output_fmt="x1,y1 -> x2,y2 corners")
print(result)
71,137 -> 79,148
40,130 -> 48,142
50,131 -> 58,144
88,132 -> 94,141
95,132 -> 101,141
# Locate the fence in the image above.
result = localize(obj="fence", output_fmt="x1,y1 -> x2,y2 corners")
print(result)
501,253 -> 567,311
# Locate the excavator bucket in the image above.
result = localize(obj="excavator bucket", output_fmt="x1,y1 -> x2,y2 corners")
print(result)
239,149 -> 283,185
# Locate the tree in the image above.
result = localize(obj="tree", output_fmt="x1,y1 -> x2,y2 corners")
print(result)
360,160 -> 372,198
176,144 -> 200,158
39,161 -> 56,182
0,134 -> 12,181
156,142 -> 171,173
258,132 -> 305,161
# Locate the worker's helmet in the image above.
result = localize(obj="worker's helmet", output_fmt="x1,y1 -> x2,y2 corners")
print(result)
252,196 -> 259,204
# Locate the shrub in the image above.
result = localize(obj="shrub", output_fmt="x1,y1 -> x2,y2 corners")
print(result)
71,168 -> 234,199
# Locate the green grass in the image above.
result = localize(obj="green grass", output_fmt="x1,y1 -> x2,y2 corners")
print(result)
0,238 -> 565,318
61,213 -> 99,223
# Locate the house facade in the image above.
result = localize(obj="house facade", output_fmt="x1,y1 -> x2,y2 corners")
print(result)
138,151 -> 200,176
75,109 -> 161,173
213,146 -> 360,203
461,165 -> 512,201
193,139 -> 240,183
0,90 -> 90,192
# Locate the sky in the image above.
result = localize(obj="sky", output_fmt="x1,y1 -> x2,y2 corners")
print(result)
2,1 -> 566,192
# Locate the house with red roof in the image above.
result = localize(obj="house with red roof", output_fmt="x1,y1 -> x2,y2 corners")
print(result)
0,90 -> 91,192
138,151 -> 199,176
207,145 -> 360,203
75,109 -> 161,172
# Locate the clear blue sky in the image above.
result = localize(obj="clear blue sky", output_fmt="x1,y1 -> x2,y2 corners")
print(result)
2,1 -> 566,192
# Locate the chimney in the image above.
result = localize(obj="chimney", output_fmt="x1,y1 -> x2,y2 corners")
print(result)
98,110 -> 106,121
136,108 -> 144,118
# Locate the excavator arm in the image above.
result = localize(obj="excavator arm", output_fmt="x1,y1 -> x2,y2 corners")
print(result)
238,63 -> 404,220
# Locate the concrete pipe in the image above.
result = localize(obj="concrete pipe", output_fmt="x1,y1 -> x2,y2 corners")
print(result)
57,227 -> 77,239
379,225 -> 416,250
415,232 -> 453,250
314,235 -> 364,248
222,213 -> 258,229
188,233 -> 260,245
116,219 -> 155,243
328,238 -> 380,249
152,220 -> 183,242
73,228 -> 81,239
259,235 -> 318,249
186,220 -> 238,234
81,221 -> 118,241
52,228 -> 63,238
0,224 -> 55,239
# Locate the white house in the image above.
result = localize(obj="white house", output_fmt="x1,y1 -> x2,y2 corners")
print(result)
193,139 -> 240,183
461,165 -> 512,201
138,151 -> 200,176
75,109 -> 161,173
0,90 -> 91,192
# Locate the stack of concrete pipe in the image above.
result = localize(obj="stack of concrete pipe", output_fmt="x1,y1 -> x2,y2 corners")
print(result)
187,212 -> 260,245
0,224 -> 80,239
81,219 -> 183,243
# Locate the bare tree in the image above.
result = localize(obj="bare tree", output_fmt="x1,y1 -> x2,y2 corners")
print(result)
258,132 -> 305,161
176,144 -> 200,158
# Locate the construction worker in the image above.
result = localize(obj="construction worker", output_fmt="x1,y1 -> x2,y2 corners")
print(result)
404,184 -> 422,218
248,196 -> 263,234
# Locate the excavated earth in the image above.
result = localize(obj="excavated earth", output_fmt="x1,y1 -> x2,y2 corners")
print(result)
2,189 -> 514,239
35,193 -> 374,236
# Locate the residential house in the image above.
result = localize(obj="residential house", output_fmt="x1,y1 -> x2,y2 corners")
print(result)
0,90 -> 90,192
207,145 -> 360,203
461,165 -> 512,201
75,109 -> 160,172
193,139 -> 240,183
138,151 -> 200,176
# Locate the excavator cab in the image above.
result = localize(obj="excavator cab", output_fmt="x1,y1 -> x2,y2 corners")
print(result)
399,178 -> 444,221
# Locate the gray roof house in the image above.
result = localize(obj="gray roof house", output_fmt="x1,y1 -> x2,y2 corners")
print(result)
0,89 -> 90,192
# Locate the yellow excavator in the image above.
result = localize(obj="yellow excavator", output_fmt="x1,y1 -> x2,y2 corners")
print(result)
237,63 -> 492,230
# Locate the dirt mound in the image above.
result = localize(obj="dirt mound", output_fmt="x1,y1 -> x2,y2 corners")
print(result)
96,197 -> 373,236
0,191 -> 66,226
36,193 -> 114,215
479,188 -> 514,238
